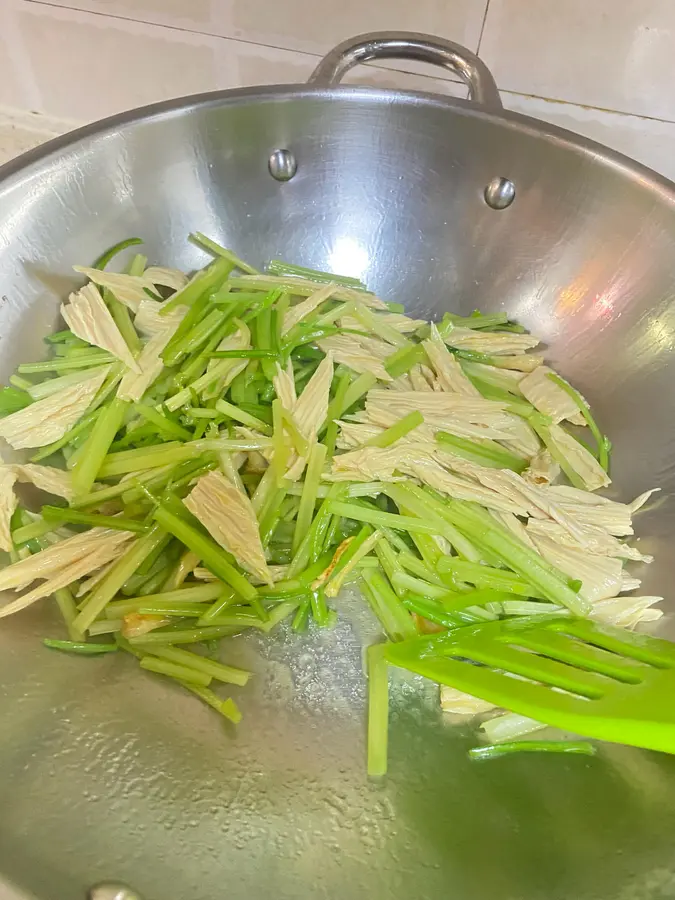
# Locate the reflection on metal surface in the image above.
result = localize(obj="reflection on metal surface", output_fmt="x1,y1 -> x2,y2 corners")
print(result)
88,883 -> 143,900
268,148 -> 297,182
309,31 -> 502,110
484,176 -> 516,209
1,33 -> 675,900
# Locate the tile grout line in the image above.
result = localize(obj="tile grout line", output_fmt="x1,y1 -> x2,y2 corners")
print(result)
502,88 -> 675,127
476,0 -> 491,55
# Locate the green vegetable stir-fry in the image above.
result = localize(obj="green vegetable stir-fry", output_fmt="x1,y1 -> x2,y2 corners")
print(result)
0,234 -> 661,771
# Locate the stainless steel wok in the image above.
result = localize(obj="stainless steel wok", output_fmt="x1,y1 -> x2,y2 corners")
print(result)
2,32 -> 675,900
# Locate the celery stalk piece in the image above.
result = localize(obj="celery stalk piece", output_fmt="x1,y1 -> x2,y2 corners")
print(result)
375,539 -> 408,597
267,259 -> 365,289
134,403 -> 193,441
92,237 -> 143,270
437,559 -> 543,598
181,682 -> 242,724
547,372 -> 611,471
396,550 -> 447,587
161,257 -> 234,315
382,484 -> 483,563
384,344 -> 427,378
43,639 -> 117,655
74,525 -> 167,632
292,596 -> 312,632
41,506 -> 147,534
18,354 -> 115,376
152,502 -> 258,603
108,293 -> 142,355
367,644 -> 389,777
401,592 -> 481,629
432,497 -> 590,615
353,304 -> 410,348
140,655 -> 212,686
106,584 -> 223,616
71,397 -> 129,495
136,644 -> 251,686
128,624 -> 240,645
326,501 -> 446,536
436,430 -> 527,473
339,372 -> 378,416
215,398 -> 272,435
293,443 -> 327,554
391,571 -> 453,600
468,741 -> 596,761
360,567 -> 417,641
190,232 -> 259,275
364,411 -> 424,448
54,587 -> 84,641
12,517 -> 58,545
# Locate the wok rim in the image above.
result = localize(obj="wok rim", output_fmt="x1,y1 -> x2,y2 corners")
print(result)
1,83 -> 674,207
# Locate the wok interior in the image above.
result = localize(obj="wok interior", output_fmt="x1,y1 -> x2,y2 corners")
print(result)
1,88 -> 675,900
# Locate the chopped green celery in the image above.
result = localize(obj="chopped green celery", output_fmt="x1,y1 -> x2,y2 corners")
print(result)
11,517 -> 56,545
181,682 -> 242,724
136,644 -> 250,686
162,294 -> 211,364
435,311 -> 512,334
106,583 -> 224,617
179,308 -> 231,358
210,349 -> 277,359
72,457 -> 207,510
293,443 -> 328,554
128,624 -> 240,645
469,741 -> 596,761
106,290 -> 142,355
396,550 -> 447,587
466,376 -> 537,418
164,348 -> 252,412
18,353 -> 114,377
190,232 -> 259,275
367,644 -> 389,777
322,371 -> 353,456
338,372 -> 378,416
383,484 -> 483,562
401,593 -> 480,629
292,596 -> 312,632
71,397 -> 129,496
287,485 -> 345,577
131,403 -> 192,441
529,418 -> 588,491
54,586 -> 84,641
44,329 -> 78,344
210,291 -> 264,307
152,501 -> 259,605
546,372 -> 611,471
240,288 -> 283,325
0,385 -> 32,416
74,525 -> 167,632
98,441 -> 191,478
360,567 -> 417,642
353,304 -> 411,348
271,400 -> 291,486
267,259 -> 365,289
279,406 -> 310,458
327,499 -> 448,539
142,601 -> 211,616
310,587 -> 330,626
436,431 -> 527,473
315,300 -> 356,327
41,505 -> 147,533
424,495 -> 590,615
215,398 -> 272,435
364,410 -> 424,448
436,558 -> 544,598
88,620 -> 122,636
258,487 -> 288,549
319,513 -> 342,557
391,570 -> 455,599
140,655 -> 212,686
197,587 -> 240,624
384,344 -> 427,378
43,638 -> 117,655
92,237 -> 143,270
161,257 -> 234,315
374,539 -> 407,596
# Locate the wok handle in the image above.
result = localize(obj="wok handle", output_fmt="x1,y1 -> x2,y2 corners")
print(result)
308,31 -> 502,110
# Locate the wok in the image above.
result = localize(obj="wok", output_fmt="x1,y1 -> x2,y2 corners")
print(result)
1,31 -> 675,900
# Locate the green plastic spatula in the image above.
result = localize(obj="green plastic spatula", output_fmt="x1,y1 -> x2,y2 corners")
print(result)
385,615 -> 675,754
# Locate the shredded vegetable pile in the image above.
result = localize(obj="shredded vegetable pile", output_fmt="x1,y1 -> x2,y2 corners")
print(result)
0,233 -> 661,771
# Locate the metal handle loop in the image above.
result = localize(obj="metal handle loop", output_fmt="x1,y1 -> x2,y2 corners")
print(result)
308,31 -> 502,110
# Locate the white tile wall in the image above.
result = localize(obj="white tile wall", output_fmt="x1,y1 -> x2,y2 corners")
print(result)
0,0 -> 673,185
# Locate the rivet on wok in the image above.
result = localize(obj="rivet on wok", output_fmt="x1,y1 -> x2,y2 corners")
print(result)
88,882 -> 143,900
268,148 -> 297,181
484,176 -> 515,210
